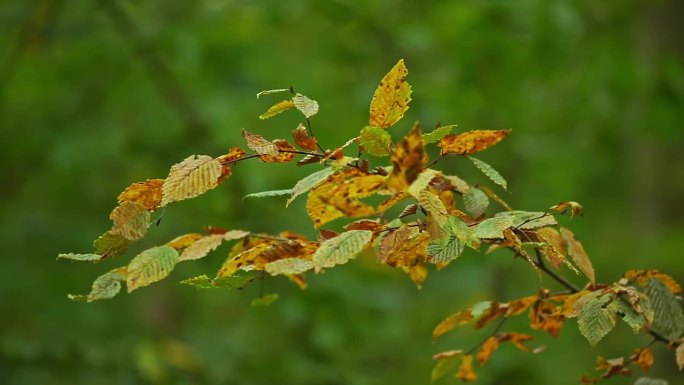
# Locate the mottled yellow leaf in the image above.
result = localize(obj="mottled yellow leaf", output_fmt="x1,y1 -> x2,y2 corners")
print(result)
110,201 -> 150,240
387,121 -> 425,193
560,227 -> 595,285
126,246 -> 179,292
161,155 -> 222,206
456,355 -> 477,381
438,130 -> 511,156
369,59 -> 412,129
259,139 -> 297,163
117,179 -> 164,211
166,233 -> 203,250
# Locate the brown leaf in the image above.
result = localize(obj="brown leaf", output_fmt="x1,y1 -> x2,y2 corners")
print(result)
369,59 -> 412,129
630,347 -> 654,373
216,147 -> 247,165
110,201 -> 150,240
550,201 -> 584,218
387,122 -> 425,193
292,123 -> 318,152
438,130 -> 511,156
498,332 -> 534,352
505,295 -> 538,317
560,227 -> 595,285
625,270 -> 682,294
475,302 -> 505,329
529,300 -> 564,337
456,354 -> 477,382
476,336 -> 500,365
117,179 -> 164,211
259,139 -> 297,163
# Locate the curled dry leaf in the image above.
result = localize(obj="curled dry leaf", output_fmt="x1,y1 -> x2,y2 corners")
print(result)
292,123 -> 318,152
550,201 -> 584,218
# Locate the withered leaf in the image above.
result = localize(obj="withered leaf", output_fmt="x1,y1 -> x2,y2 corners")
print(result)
560,227 -> 595,285
110,201 -> 150,240
259,139 -> 297,163
117,179 -> 164,211
438,130 -> 511,156
387,121 -> 425,193
292,123 -> 318,152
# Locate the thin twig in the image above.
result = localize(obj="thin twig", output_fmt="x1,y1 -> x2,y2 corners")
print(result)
466,317 -> 507,355
426,154 -> 445,168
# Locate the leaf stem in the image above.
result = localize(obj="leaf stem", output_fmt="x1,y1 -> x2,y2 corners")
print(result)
466,317 -> 506,355
426,154 -> 445,168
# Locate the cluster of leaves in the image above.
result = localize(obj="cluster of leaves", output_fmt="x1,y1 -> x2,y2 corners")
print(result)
60,60 -> 684,383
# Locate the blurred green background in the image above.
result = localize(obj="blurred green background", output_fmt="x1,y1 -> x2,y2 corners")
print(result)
1,1 -> 683,384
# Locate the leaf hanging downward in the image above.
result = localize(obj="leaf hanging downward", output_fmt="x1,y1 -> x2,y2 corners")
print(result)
161,155 -> 222,206
387,121 -> 425,193
292,124 -> 318,152
439,130 -> 511,156
369,59 -> 412,129
68,267 -> 127,302
577,291 -> 617,346
560,227 -> 595,285
259,100 -> 295,120
126,246 -> 179,293
312,230 -> 372,271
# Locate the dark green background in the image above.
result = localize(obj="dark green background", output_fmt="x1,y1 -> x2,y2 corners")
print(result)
1,1 -> 683,384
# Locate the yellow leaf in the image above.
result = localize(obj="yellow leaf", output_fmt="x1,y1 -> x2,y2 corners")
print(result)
291,123 -> 318,152
630,347 -> 654,372
387,121 -> 425,193
433,309 -> 474,341
179,234 -> 222,261
456,354 -> 477,382
265,258 -> 314,276
560,227 -> 595,285
117,179 -> 164,211
438,129 -> 511,156
259,99 -> 295,119
217,240 -> 317,277
306,173 -> 384,228
625,270 -> 682,294
161,155 -> 222,206
383,230 -> 429,268
369,59 -> 412,129
476,336 -> 500,365
537,227 -> 579,274
676,342 -> 684,370
242,129 -> 278,156
292,93 -> 319,118
110,201 -> 150,240
166,233 -> 203,250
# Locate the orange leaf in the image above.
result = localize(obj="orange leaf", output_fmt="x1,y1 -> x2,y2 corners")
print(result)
438,130 -> 511,156
259,139 -> 297,163
369,59 -> 412,129
476,336 -> 500,365
216,147 -> 247,165
560,227 -> 595,285
625,270 -> 682,294
630,347 -> 654,372
292,123 -> 318,152
499,332 -> 534,352
387,121 -> 425,193
529,300 -> 564,337
505,295 -> 538,317
432,309 -> 474,342
117,179 -> 164,211
475,302 -> 505,329
456,354 -> 477,382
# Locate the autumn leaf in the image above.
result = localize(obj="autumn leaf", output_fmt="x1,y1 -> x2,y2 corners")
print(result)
359,126 -> 392,157
109,201 -> 150,241
161,155 -> 222,206
216,147 -> 247,165
265,258 -> 314,276
312,230 -> 373,271
477,336 -> 500,365
560,227 -> 595,285
117,179 -> 164,211
292,123 -> 318,152
631,347 -> 654,372
456,354 -> 477,382
529,300 -> 564,337
166,233 -> 203,250
536,227 -> 579,273
306,173 -> 384,228
256,88 -> 290,98
643,278 -> 684,340
259,139 -> 297,163
179,230 -> 249,261
431,351 -> 461,382
625,270 -> 682,294
387,121 -> 425,193
287,167 -> 336,207
407,169 -> 441,198
259,99 -> 295,119
242,129 -> 278,156
438,130 -> 511,156
550,201 -> 584,218
369,59 -> 412,129
292,93 -> 319,118
126,246 -> 179,293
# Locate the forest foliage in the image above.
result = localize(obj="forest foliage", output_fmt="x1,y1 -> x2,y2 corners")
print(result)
59,59 -> 684,383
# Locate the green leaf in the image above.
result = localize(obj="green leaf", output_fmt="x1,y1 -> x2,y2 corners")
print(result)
292,93 -> 319,118
265,258 -> 314,275
577,291 -> 617,346
57,253 -> 102,262
463,187 -> 489,217
110,201 -> 151,240
312,230 -> 373,270
69,267 -> 127,302
286,167 -> 336,207
422,125 -> 456,144
256,88 -> 290,98
181,275 -> 214,289
427,217 -> 468,264
468,156 -> 507,190
475,211 -> 557,239
644,278 -> 684,340
93,231 -> 129,259
126,246 -> 179,293
616,300 -> 646,333
359,126 -> 392,157
251,293 -> 279,307
431,354 -> 459,382
244,189 -> 293,199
